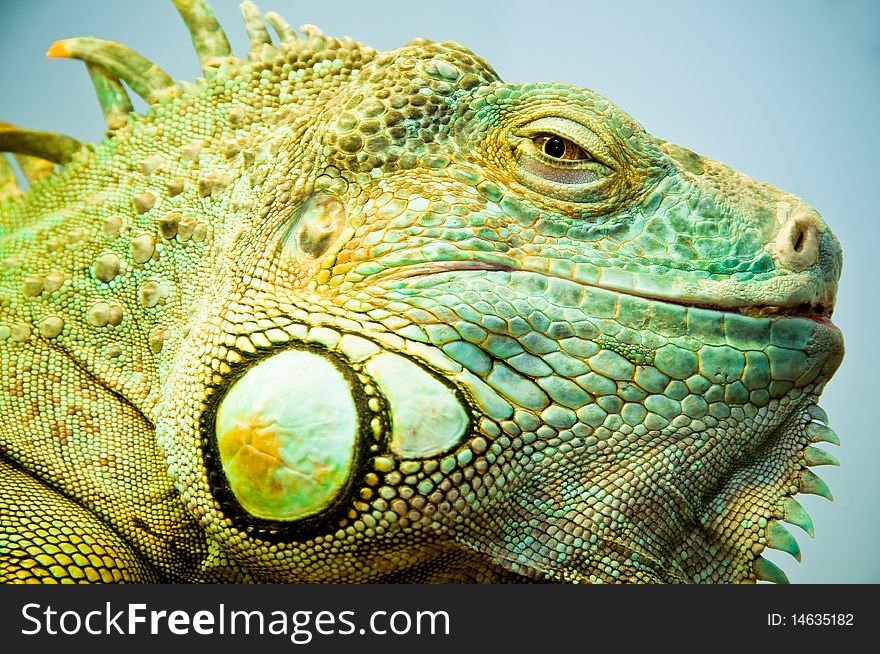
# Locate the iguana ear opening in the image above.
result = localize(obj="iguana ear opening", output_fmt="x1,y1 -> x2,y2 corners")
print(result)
278,192 -> 348,262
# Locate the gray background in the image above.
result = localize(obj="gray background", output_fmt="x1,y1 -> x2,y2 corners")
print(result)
0,0 -> 876,583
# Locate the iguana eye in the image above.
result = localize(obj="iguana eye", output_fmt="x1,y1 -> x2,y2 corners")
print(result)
512,116 -> 615,199
534,134 -> 590,161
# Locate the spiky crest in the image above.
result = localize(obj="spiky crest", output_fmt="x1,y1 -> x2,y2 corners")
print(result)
0,0 -> 328,186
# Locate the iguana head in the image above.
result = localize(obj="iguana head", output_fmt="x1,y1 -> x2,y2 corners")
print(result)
22,1 -> 842,582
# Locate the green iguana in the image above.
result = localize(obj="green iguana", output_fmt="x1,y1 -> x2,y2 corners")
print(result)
0,0 -> 844,583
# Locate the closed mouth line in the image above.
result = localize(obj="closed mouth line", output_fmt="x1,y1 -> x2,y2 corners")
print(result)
377,261 -> 835,323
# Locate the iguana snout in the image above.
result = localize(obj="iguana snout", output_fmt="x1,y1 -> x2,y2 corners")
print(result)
656,139 -> 842,318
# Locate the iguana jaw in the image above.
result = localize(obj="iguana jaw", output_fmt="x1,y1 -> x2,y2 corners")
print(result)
369,264 -> 842,583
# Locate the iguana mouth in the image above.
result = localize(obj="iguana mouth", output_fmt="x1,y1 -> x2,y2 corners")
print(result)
377,261 -> 837,324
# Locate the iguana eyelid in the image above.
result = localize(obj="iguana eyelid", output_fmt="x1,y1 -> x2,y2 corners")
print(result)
511,143 -> 613,203
516,140 -> 608,187
518,139 -> 610,174
514,116 -> 617,170
510,128 -> 613,199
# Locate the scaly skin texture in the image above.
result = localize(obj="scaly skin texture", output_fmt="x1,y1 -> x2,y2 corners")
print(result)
0,1 -> 844,583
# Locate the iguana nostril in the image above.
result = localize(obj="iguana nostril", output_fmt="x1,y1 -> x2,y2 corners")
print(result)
773,206 -> 821,272
793,227 -> 805,253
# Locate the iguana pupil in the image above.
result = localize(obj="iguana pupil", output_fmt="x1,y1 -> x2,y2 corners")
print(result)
544,136 -> 567,158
